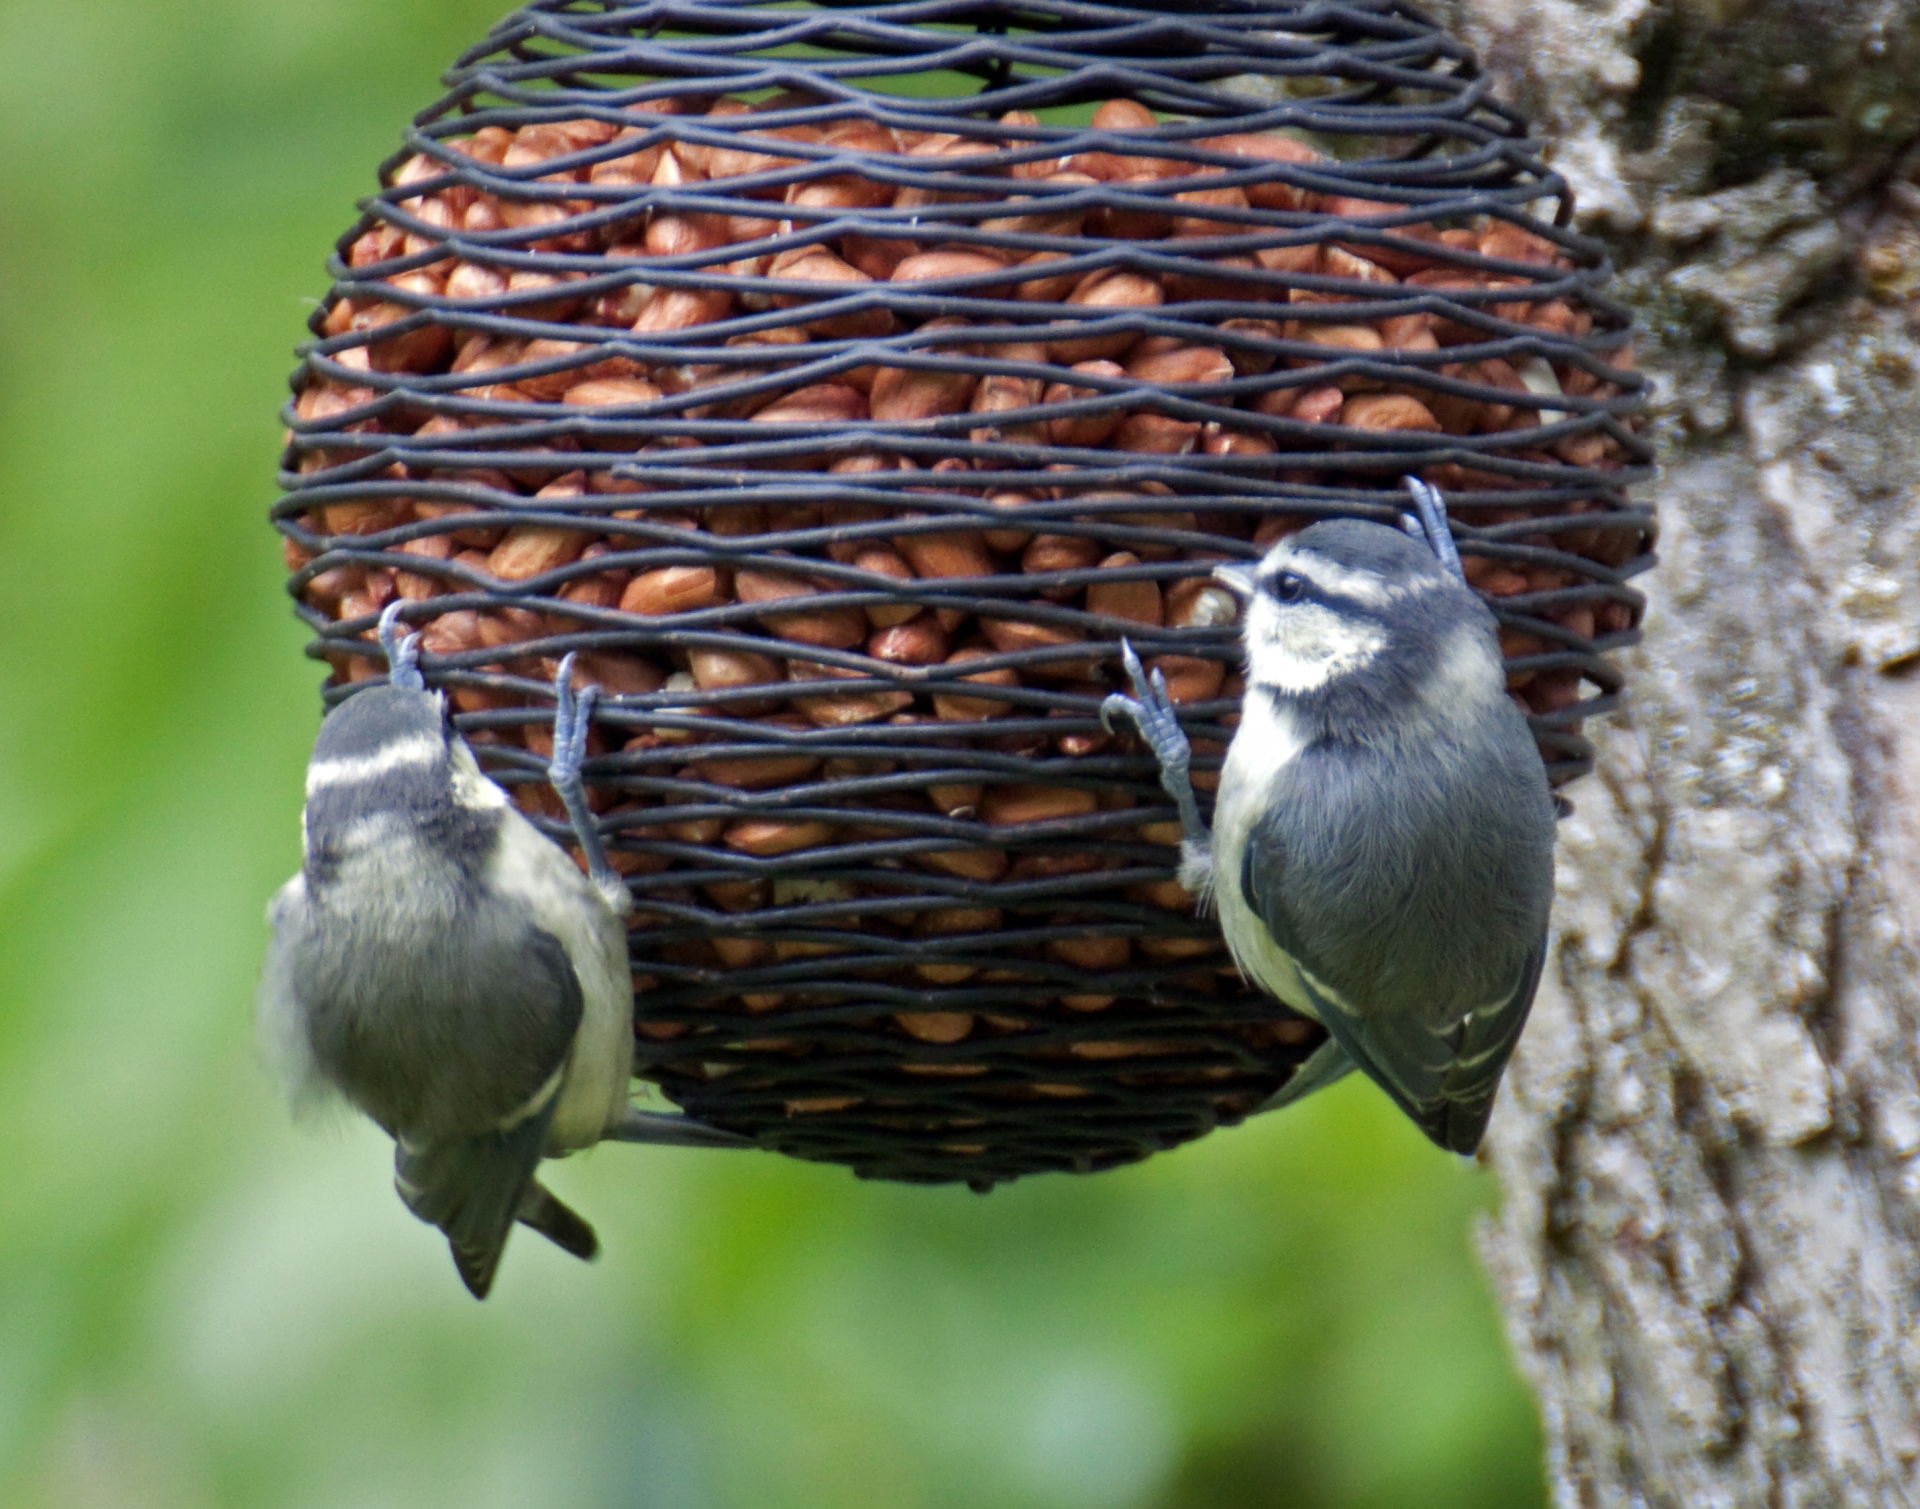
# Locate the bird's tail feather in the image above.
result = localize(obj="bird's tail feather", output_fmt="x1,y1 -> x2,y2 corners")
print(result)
516,1180 -> 598,1262
394,1100 -> 556,1299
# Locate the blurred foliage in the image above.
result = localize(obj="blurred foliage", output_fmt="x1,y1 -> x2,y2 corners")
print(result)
0,2 -> 1546,1505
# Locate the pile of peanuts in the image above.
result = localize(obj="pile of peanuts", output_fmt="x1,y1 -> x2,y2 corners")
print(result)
282,91 -> 1648,1163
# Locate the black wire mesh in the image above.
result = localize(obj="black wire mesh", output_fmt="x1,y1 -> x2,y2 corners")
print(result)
274,0 -> 1654,1190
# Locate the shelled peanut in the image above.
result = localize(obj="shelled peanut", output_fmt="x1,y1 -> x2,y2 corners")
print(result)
285,91 -> 1648,1048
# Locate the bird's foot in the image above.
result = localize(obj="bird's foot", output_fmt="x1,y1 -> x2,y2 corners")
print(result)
1402,476 -> 1466,585
377,601 -> 426,692
1100,639 -> 1209,852
548,654 -> 630,916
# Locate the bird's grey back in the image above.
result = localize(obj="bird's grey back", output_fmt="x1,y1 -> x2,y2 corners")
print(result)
286,893 -> 586,1139
289,685 -> 585,1139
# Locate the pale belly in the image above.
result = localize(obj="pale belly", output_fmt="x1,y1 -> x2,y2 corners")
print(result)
1207,693 -> 1320,1023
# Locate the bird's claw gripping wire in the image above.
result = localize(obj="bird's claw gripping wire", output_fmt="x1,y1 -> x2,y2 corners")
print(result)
377,601 -> 426,692
1100,639 -> 1209,853
549,654 -> 630,917
1402,476 -> 1466,584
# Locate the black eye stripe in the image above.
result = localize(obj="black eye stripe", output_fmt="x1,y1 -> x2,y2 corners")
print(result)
1256,570 -> 1380,619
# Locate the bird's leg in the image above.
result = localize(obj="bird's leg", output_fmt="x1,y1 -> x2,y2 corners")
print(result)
1254,1035 -> 1357,1115
1100,639 -> 1212,885
1402,476 -> 1466,585
605,1107 -> 756,1149
548,654 -> 631,917
377,601 -> 426,692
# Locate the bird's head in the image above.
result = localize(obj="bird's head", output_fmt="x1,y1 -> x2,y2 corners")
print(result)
1215,520 -> 1503,726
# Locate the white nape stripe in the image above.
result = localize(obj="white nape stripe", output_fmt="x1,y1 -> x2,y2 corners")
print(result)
1279,546 -> 1447,609
448,737 -> 509,812
1417,624 -> 1506,719
305,734 -> 443,796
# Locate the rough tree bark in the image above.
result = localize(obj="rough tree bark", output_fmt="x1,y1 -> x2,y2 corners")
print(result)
1411,1 -> 1920,1503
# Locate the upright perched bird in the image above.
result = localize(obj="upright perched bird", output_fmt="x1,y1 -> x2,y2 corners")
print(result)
258,604 -> 744,1297
1104,481 -> 1557,1153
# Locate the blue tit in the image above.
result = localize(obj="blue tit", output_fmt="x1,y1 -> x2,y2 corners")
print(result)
1103,480 -> 1556,1153
258,603 -> 746,1296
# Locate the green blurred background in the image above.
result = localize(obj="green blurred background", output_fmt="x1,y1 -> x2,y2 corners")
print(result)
0,3 -> 1546,1504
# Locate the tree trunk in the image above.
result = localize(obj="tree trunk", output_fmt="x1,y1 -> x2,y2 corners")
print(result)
1417,1 -> 1920,1503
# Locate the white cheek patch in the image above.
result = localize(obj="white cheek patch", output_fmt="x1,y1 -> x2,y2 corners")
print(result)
305,734 -> 443,796
1247,601 -> 1387,692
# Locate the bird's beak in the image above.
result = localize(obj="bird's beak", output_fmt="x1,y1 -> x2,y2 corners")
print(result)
1212,563 -> 1257,599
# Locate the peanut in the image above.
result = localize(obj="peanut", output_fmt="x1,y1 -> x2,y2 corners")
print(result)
849,544 -> 920,629
1165,577 -> 1240,630
713,937 -> 774,968
927,782 -> 985,818
1171,182 -> 1252,238
752,383 -> 869,426
488,525 -> 590,581
769,247 -> 892,339
983,488 -> 1037,554
1043,360 -> 1128,447
788,661 -> 914,727
918,847 -> 1011,883
724,818 -> 835,857
896,1011 -> 976,1040
870,318 -> 981,422
931,648 -> 1019,722
980,172 -> 1097,237
694,721 -> 821,790
1339,393 -> 1441,433
890,248 -> 1012,285
867,614 -> 950,665
1150,655 -> 1226,703
631,285 -> 734,334
979,615 -> 1089,671
689,646 -> 783,707
621,566 -> 722,616
1015,251 -> 1082,303
1199,132 -> 1323,210
737,564 -> 868,650
1048,269 -> 1164,363
1050,934 -> 1131,969
982,784 -> 1099,826
894,526 -> 994,581
1021,533 -> 1102,586
1086,551 -> 1163,627
1110,413 -> 1200,456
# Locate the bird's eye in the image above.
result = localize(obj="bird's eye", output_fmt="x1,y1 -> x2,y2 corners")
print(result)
1271,573 -> 1306,603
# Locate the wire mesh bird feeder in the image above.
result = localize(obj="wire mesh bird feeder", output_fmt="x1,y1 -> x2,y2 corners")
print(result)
273,0 -> 1655,1190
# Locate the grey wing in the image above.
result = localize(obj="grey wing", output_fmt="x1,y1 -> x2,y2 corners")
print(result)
1241,815 -> 1542,1154
1321,930 -> 1544,1155
394,1092 -> 598,1299
1425,931 -> 1545,1152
